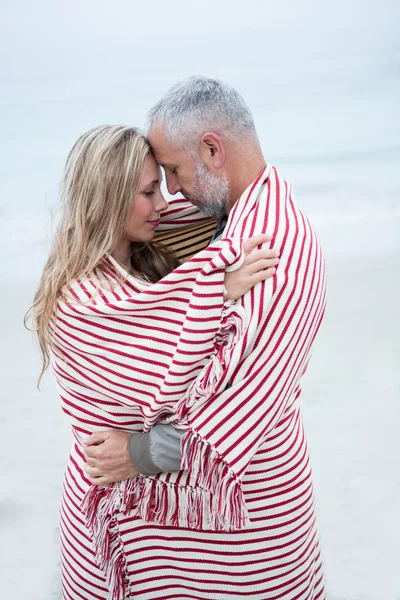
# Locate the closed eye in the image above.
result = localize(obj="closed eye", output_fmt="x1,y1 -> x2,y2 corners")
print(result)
144,191 -> 155,197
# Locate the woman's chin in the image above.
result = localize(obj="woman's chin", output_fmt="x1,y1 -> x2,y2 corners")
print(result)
131,231 -> 156,244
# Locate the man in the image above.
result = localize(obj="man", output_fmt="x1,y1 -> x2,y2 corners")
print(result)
84,76 -> 326,599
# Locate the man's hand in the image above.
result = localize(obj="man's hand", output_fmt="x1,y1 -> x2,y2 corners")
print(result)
83,430 -> 139,486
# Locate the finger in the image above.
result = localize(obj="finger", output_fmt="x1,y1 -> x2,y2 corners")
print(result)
84,431 -> 111,447
88,475 -> 108,486
250,267 -> 276,284
245,248 -> 280,264
248,258 -> 280,275
243,233 -> 272,255
83,444 -> 102,459
243,233 -> 271,254
84,463 -> 102,477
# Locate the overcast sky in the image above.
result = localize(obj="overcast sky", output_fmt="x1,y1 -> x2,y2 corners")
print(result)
0,0 -> 398,272
0,0 -> 398,200
1,0 -> 399,100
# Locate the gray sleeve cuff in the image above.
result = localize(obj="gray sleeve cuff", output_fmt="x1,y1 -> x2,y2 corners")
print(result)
128,425 -> 185,476
128,432 -> 161,475
149,424 -> 185,472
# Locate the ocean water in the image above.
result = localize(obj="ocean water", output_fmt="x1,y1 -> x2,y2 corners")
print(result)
1,22 -> 399,281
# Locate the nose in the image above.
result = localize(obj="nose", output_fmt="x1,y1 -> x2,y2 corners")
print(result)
155,190 -> 168,213
165,171 -> 181,196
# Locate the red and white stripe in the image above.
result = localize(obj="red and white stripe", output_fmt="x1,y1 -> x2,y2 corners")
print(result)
52,165 -> 326,599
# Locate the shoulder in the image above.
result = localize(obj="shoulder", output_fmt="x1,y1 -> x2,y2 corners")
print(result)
158,198 -> 208,229
61,261 -> 141,309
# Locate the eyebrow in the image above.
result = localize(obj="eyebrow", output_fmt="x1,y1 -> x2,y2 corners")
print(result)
143,179 -> 160,188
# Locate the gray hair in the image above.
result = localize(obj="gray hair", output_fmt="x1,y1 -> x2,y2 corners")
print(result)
147,75 -> 258,152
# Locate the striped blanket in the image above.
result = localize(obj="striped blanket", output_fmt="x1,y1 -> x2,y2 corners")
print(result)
52,165 -> 326,599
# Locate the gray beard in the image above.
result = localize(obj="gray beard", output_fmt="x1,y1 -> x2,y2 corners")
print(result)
185,160 -> 229,219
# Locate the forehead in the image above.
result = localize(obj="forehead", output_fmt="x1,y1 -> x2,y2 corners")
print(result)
140,154 -> 161,184
143,153 -> 160,179
149,127 -> 187,167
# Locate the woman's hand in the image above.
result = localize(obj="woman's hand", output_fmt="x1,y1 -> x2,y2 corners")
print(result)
224,234 -> 279,301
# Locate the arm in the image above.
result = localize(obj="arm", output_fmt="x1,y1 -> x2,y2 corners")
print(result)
84,424 -> 184,484
83,235 -> 280,484
154,202 -> 217,262
156,197 -> 207,230
179,227 -> 326,491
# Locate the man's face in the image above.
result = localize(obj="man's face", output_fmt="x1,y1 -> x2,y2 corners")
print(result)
149,127 -> 229,219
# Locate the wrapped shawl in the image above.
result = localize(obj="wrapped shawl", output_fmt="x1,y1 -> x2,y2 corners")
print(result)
52,165 -> 326,599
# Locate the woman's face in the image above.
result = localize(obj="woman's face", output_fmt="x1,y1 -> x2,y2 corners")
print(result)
125,154 -> 168,243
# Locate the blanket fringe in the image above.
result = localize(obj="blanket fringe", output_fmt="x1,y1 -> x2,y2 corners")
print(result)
82,483 -> 133,600
181,429 -> 249,531
176,300 -> 246,419
82,434 -> 249,598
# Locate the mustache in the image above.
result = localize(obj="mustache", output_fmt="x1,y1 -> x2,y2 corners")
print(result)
182,191 -> 196,201
182,191 -> 203,207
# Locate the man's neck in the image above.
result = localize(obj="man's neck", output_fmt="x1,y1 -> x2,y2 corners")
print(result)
226,155 -> 267,214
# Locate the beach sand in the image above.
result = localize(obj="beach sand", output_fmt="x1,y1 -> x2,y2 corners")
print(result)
0,252 -> 399,599
302,253 -> 400,599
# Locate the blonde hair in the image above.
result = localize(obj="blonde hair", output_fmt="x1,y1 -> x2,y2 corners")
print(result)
26,125 -> 178,384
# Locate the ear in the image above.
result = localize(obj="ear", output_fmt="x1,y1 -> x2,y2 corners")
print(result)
199,132 -> 226,171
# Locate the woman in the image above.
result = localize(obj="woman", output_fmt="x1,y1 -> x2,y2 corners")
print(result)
27,125 -> 279,599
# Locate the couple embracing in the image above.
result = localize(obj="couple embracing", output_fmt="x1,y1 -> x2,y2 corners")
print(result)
29,76 -> 326,600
